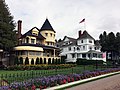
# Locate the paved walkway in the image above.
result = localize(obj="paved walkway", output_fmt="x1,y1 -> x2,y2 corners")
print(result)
67,74 -> 120,90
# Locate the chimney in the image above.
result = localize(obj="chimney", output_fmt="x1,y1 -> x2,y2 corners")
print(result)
18,20 -> 22,39
78,30 -> 82,38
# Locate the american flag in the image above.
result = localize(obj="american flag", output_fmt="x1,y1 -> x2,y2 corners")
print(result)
102,52 -> 106,58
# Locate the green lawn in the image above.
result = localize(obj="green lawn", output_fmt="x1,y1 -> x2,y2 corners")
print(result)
0,65 -> 106,84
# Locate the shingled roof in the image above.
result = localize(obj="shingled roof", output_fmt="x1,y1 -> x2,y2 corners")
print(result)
20,27 -> 45,39
40,18 -> 56,33
78,30 -> 95,40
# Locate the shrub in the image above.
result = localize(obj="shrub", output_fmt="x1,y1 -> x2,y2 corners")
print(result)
76,58 -> 103,65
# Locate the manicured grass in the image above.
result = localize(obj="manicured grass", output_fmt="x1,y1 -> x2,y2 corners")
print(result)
0,65 -> 106,84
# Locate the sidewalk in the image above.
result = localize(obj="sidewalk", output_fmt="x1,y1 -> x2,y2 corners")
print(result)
67,74 -> 120,90
42,71 -> 120,90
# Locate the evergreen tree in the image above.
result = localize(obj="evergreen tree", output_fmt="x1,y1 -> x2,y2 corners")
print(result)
99,31 -> 120,63
0,0 -> 17,51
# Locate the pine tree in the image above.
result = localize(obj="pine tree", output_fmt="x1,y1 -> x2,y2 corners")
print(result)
0,0 -> 17,51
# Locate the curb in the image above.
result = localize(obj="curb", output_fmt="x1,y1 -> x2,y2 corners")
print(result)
38,71 -> 120,90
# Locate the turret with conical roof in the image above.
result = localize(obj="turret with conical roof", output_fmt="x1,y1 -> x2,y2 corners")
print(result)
40,18 -> 56,46
40,18 -> 56,33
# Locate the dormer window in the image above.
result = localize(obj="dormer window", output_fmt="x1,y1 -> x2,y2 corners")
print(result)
32,28 -> 39,36
32,33 -> 37,36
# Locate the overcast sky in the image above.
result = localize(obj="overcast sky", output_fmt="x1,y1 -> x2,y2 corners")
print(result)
5,0 -> 120,40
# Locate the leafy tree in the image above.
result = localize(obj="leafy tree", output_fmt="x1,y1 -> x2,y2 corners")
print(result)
115,32 -> 120,52
0,0 -> 17,51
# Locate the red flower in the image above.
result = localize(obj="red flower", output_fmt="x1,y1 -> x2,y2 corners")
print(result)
71,78 -> 74,82
63,79 -> 66,84
39,86 -> 43,90
67,77 -> 70,82
31,84 -> 36,90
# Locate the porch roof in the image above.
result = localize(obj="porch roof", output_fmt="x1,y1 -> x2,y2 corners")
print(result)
87,50 -> 102,54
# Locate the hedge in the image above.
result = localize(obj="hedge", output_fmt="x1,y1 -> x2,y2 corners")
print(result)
76,58 -> 103,65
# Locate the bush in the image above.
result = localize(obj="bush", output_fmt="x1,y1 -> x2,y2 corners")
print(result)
76,58 -> 103,65
6,64 -> 76,70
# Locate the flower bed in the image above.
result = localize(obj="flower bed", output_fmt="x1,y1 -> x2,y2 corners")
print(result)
0,68 -> 120,90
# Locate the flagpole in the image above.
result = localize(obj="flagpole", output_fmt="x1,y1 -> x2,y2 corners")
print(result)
84,20 -> 86,30
79,18 -> 86,31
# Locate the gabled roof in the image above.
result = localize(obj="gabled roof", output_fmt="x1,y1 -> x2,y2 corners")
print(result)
63,36 -> 76,42
40,18 -> 56,33
61,36 -> 77,46
20,27 -> 45,39
78,30 -> 95,40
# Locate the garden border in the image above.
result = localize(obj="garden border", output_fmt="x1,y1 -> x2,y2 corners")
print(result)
41,71 -> 120,90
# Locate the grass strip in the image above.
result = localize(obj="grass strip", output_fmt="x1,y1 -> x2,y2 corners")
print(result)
55,72 -> 120,90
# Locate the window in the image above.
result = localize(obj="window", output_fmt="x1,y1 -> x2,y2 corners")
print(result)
89,40 -> 92,43
32,33 -> 37,36
68,47 -> 71,51
72,54 -> 75,58
93,53 -> 97,57
50,33 -> 52,37
36,52 -> 41,55
94,47 -> 96,50
81,40 -> 83,43
47,42 -> 49,45
77,47 -> 80,50
29,51 -> 35,55
45,33 -> 48,36
83,46 -> 85,50
89,46 -> 92,50
31,39 -> 35,44
82,54 -> 86,58
26,37 -> 29,43
74,47 -> 75,51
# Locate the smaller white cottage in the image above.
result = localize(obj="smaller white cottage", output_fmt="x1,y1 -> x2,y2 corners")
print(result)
56,30 -> 106,63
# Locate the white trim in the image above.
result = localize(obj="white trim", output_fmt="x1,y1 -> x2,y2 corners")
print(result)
14,46 -> 43,51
